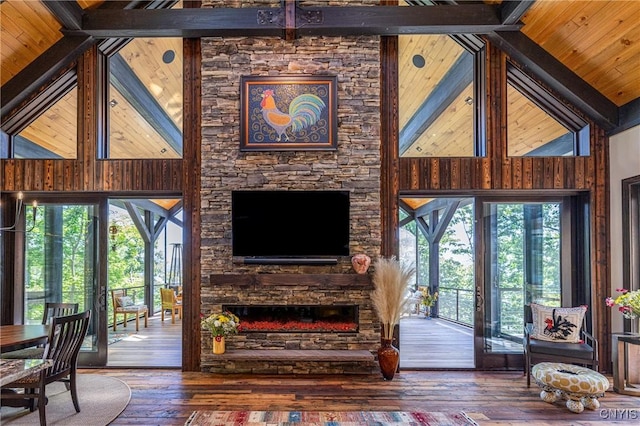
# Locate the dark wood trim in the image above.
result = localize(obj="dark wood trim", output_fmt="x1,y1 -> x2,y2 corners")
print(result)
67,5 -> 520,38
42,0 -> 84,30
486,31 -> 618,132
499,0 -> 534,25
210,274 -> 372,288
380,33 -> 399,259
297,5 -> 522,36
71,8 -> 282,38
614,97 -> 640,136
592,126 -> 611,370
182,34 -> 201,372
622,175 -> 640,333
507,63 -> 589,132
1,70 -> 77,135
0,37 -> 92,121
284,0 -> 296,41
0,0 -> 171,123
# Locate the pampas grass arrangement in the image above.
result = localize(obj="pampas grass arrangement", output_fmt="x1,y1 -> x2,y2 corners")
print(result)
371,256 -> 415,340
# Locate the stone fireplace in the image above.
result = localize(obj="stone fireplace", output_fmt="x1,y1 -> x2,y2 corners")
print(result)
198,8 -> 382,374
202,274 -> 379,374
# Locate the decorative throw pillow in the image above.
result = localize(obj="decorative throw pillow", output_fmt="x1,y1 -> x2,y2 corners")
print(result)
116,296 -> 135,307
529,303 -> 586,343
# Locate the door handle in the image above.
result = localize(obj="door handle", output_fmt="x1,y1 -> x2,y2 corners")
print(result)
98,286 -> 106,311
475,286 -> 483,312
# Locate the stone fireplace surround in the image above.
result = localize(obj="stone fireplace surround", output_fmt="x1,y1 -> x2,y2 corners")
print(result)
203,273 -> 379,374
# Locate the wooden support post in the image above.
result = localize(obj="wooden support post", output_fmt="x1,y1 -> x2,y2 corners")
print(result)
284,0 -> 296,41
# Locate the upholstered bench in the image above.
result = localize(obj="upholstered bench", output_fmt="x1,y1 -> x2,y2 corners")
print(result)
531,362 -> 609,413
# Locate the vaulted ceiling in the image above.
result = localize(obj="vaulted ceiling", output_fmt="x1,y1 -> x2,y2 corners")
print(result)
1,0 -> 639,158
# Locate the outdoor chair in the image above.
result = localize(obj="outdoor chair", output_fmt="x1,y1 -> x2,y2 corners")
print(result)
1,310 -> 91,426
111,289 -> 148,332
1,302 -> 79,360
523,303 -> 598,387
160,287 -> 183,324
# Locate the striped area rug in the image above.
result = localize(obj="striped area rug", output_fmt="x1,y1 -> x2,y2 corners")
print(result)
184,410 -> 478,426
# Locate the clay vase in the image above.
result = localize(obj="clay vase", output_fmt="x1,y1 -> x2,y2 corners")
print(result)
377,338 -> 400,380
351,254 -> 371,274
213,335 -> 225,354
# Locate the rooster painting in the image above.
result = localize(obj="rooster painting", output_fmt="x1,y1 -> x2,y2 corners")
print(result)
259,89 -> 327,142
241,76 -> 337,151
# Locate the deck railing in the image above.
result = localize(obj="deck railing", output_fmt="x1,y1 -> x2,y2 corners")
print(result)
437,287 -> 474,326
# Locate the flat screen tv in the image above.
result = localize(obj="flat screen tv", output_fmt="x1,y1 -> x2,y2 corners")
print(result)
232,190 -> 350,263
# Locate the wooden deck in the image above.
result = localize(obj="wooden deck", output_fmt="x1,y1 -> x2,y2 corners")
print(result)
400,316 -> 475,369
108,315 -> 182,368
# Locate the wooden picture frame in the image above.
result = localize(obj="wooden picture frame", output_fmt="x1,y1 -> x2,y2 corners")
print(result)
240,75 -> 338,151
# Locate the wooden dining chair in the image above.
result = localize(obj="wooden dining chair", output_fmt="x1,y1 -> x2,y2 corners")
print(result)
0,302 -> 79,360
160,287 -> 183,324
1,310 -> 91,426
41,302 -> 79,324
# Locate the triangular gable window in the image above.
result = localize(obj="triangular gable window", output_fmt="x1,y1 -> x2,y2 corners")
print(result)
507,63 -> 589,157
1,70 -> 77,159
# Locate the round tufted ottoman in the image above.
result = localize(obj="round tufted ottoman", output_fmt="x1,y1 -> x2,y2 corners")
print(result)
531,362 -> 609,413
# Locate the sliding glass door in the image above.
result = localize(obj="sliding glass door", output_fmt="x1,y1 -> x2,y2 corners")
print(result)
398,194 -> 587,370
24,199 -> 107,365
476,199 -> 567,368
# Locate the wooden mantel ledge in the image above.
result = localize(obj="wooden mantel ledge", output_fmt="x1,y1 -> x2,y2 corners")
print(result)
210,273 -> 373,287
209,349 -> 375,362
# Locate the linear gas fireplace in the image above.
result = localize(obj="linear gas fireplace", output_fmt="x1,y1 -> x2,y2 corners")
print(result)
223,305 -> 359,333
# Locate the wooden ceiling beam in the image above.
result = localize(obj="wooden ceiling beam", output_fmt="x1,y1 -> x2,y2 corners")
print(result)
487,31 -> 618,132
499,0 -> 534,25
616,98 -> 640,136
67,5 -> 521,38
0,37 -> 91,121
42,0 -> 83,31
0,0 -> 156,123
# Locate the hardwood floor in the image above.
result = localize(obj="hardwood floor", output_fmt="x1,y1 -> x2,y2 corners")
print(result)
88,369 -> 639,425
97,316 -> 639,424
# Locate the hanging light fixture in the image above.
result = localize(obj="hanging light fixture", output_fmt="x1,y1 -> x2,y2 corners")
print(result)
109,224 -> 119,251
0,192 -> 38,232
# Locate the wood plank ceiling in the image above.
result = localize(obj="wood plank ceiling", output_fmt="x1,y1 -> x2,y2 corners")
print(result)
1,0 -> 638,161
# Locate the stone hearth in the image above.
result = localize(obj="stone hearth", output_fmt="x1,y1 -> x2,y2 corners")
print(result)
203,274 -> 379,374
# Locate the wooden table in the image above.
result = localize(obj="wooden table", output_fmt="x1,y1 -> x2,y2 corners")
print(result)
612,333 -> 640,396
0,359 -> 52,387
0,325 -> 49,354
